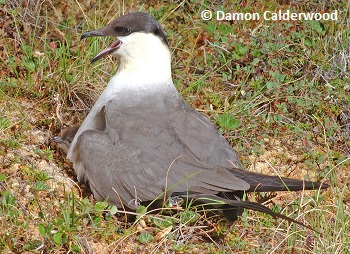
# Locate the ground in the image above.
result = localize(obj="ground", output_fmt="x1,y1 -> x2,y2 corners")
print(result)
1,0 -> 349,253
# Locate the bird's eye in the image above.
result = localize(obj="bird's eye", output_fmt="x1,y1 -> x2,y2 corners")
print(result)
115,26 -> 132,36
122,28 -> 131,35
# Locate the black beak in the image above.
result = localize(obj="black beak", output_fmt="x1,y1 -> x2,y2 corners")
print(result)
80,29 -> 107,40
81,29 -> 121,63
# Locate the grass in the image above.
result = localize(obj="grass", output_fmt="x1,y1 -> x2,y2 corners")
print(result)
1,0 -> 349,252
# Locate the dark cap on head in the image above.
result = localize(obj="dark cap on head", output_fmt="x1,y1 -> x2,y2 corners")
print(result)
81,12 -> 168,45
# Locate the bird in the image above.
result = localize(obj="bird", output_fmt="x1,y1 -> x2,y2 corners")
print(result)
65,12 -> 328,222
53,125 -> 80,154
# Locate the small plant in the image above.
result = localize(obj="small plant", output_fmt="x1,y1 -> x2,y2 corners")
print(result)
138,233 -> 154,244
34,147 -> 54,160
218,113 -> 241,130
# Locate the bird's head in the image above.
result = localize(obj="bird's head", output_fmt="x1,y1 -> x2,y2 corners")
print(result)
81,12 -> 171,76
52,125 -> 80,155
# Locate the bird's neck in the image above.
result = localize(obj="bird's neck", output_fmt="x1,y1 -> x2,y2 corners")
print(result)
108,33 -> 174,95
113,60 -> 173,93
93,49 -> 176,113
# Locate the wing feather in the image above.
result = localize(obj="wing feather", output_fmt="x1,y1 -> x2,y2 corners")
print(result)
74,97 -> 250,209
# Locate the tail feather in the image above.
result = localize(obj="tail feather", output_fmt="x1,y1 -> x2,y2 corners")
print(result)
229,168 -> 329,192
176,194 -> 319,231
222,199 -> 318,232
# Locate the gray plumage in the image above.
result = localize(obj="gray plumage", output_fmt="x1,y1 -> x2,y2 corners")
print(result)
65,12 -> 328,222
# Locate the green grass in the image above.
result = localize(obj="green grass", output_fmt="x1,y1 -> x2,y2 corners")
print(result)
1,0 -> 349,252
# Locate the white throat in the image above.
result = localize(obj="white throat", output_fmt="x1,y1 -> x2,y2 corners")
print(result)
111,32 -> 173,92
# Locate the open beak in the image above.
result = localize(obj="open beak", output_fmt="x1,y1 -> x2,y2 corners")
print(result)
81,29 -> 121,63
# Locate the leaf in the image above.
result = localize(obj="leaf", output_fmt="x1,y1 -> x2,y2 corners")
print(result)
0,174 -> 6,181
93,217 -> 102,224
94,201 -> 108,211
37,212 -> 45,220
180,210 -> 200,224
309,20 -> 326,35
0,118 -> 10,129
136,206 -> 147,219
38,224 -> 46,237
56,217 -> 64,226
218,114 -> 241,130
32,181 -> 50,191
109,206 -> 118,215
53,232 -> 62,244
153,217 -> 173,228
266,81 -> 279,89
138,233 -> 154,244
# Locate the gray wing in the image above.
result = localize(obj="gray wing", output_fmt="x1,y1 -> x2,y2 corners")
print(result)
171,102 -> 243,169
76,96 -> 249,209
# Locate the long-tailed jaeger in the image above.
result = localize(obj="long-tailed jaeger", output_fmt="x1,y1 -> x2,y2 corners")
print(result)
53,125 -> 80,155
66,12 -> 328,222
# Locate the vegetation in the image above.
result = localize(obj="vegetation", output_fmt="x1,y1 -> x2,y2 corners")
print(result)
1,0 -> 349,253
